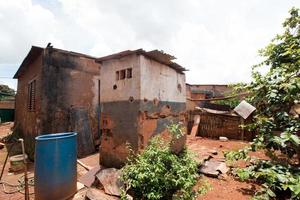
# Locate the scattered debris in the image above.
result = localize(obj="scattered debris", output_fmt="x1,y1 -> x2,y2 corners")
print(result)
208,149 -> 218,155
78,165 -> 101,187
77,182 -> 85,191
71,188 -> 88,200
77,159 -> 92,171
199,160 -> 229,178
85,188 -> 119,200
96,168 -> 123,196
234,100 -> 256,119
219,136 -> 229,142
202,155 -> 213,162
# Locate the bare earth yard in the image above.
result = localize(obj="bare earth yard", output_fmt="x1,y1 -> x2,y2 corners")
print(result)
0,123 -> 266,200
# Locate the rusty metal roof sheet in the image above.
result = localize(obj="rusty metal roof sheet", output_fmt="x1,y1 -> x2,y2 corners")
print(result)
96,49 -> 187,73
234,100 -> 256,119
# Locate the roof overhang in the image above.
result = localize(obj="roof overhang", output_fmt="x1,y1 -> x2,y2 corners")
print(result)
96,49 -> 187,74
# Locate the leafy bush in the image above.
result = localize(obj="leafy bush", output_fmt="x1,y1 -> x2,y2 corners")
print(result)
121,136 -> 199,200
233,160 -> 300,200
225,7 -> 300,200
166,122 -> 184,139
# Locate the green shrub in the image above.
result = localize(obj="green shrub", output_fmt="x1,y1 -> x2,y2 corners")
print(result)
233,160 -> 300,199
121,136 -> 199,200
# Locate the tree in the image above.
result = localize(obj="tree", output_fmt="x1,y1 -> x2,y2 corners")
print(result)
247,7 -> 300,161
0,84 -> 15,100
225,7 -> 300,199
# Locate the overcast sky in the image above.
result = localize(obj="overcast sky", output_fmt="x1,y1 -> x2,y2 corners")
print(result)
1,0 -> 300,89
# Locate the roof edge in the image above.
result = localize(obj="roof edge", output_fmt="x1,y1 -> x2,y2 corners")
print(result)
13,46 -> 44,79
96,49 -> 187,73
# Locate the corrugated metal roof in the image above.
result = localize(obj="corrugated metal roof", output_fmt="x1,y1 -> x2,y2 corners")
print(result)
96,49 -> 187,73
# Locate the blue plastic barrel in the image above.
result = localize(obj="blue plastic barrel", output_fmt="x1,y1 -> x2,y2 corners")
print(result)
34,132 -> 77,200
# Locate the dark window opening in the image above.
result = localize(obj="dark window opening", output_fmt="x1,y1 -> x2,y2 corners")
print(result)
113,84 -> 117,90
116,71 -> 120,80
126,68 -> 132,78
177,83 -> 182,93
120,70 -> 126,80
28,80 -> 36,111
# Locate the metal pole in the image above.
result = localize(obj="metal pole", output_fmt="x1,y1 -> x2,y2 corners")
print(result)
19,139 -> 29,200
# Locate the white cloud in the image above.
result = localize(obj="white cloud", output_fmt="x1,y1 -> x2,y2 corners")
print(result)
1,0 -> 300,89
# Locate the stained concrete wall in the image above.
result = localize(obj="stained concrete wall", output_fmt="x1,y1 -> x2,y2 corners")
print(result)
187,84 -> 231,98
99,54 -> 141,167
138,55 -> 186,151
15,48 -> 101,158
99,53 -> 186,168
14,52 -> 43,157
41,48 -> 101,157
140,55 -> 186,102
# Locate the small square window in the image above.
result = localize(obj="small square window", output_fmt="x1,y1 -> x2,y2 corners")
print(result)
126,68 -> 132,78
120,69 -> 126,80
116,71 -> 120,80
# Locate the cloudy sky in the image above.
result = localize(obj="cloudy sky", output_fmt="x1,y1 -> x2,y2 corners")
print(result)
1,0 -> 300,89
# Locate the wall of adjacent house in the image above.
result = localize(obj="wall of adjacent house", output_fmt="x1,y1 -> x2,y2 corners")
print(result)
40,48 -> 101,157
14,52 -> 43,158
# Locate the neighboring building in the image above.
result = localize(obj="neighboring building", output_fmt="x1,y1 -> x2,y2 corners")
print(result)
14,45 -> 100,158
97,49 -> 187,167
186,84 -> 232,111
186,84 -> 231,100
0,99 -> 15,123
14,46 -> 187,166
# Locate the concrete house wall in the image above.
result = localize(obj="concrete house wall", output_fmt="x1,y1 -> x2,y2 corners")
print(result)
14,46 -> 101,158
99,53 -> 141,167
15,52 -> 43,144
99,52 -> 186,168
138,55 -> 186,150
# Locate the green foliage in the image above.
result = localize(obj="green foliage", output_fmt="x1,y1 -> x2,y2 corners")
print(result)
233,160 -> 300,199
121,136 -> 199,200
197,178 -> 212,196
166,122 -> 184,139
0,84 -> 15,100
244,7 -> 300,160
224,147 -> 250,162
225,7 -> 300,199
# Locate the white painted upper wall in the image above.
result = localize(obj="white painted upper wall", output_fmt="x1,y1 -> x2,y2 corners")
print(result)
100,54 -> 141,102
100,53 -> 186,103
140,55 -> 186,103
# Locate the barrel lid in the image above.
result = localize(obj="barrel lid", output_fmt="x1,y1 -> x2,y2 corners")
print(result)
35,132 -> 77,141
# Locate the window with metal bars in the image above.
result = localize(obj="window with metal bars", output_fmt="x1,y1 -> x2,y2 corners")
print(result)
27,80 -> 36,111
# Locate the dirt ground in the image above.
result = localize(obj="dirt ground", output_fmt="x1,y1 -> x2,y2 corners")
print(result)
0,122 -> 266,200
186,136 -> 265,200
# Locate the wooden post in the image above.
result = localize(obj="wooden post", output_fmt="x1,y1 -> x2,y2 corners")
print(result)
241,118 -> 245,141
